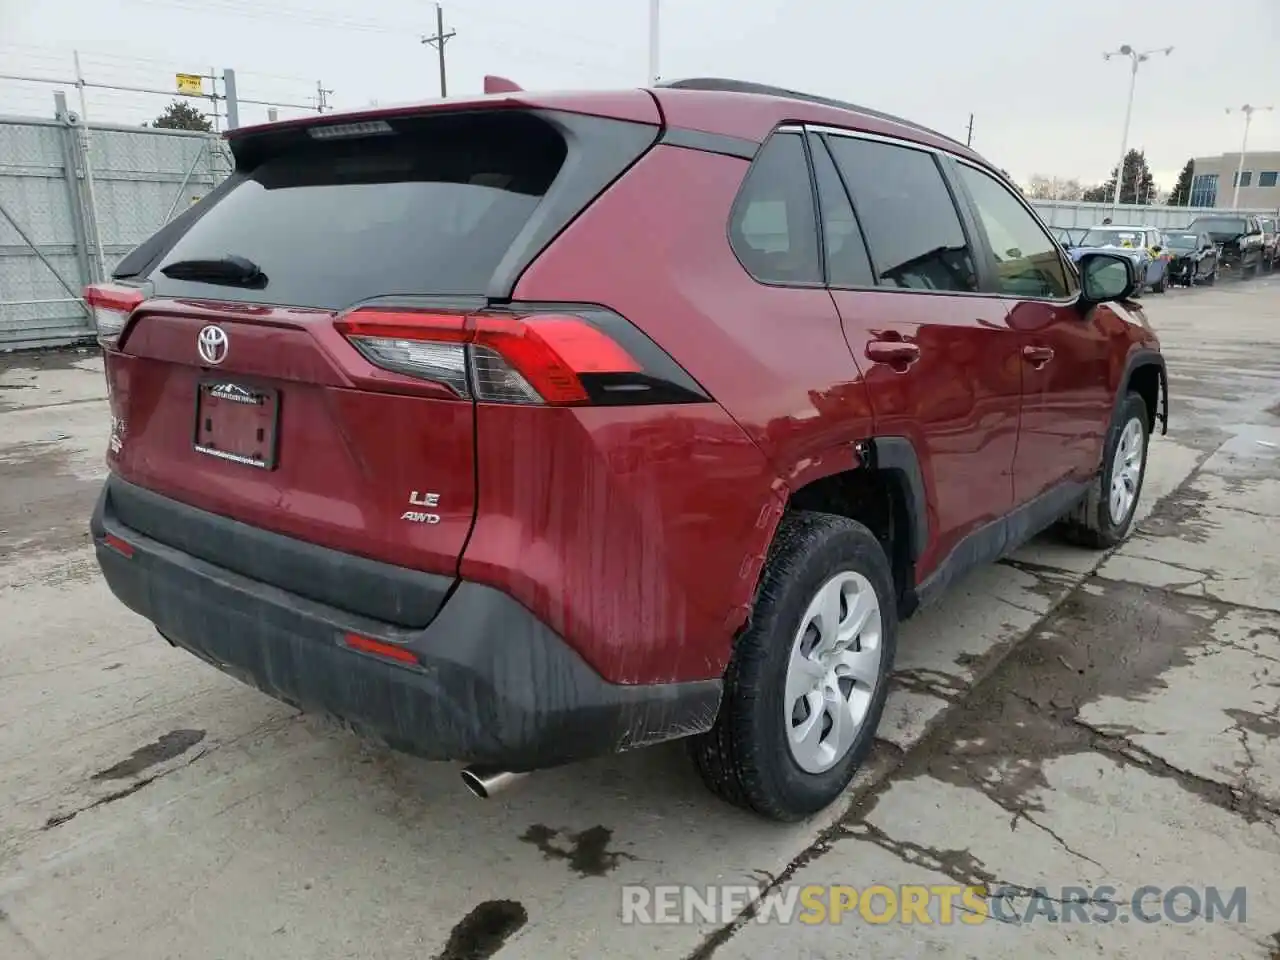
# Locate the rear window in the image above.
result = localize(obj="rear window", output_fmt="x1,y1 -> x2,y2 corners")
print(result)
1189,218 -> 1246,235
150,112 -> 568,309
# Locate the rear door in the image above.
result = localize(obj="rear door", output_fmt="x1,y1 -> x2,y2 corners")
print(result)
818,130 -> 1021,579
949,160 -> 1112,501
104,110 -> 589,579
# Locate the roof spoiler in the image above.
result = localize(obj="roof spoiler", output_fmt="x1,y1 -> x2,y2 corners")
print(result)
484,75 -> 523,94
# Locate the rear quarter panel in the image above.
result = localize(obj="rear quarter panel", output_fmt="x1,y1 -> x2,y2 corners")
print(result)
497,145 -> 874,683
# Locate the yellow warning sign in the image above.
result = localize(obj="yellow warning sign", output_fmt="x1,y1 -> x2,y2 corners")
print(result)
175,73 -> 204,95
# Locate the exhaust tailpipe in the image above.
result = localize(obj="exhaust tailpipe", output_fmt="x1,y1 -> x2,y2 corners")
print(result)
461,766 -> 528,799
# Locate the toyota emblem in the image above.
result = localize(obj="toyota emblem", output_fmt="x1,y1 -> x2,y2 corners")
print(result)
197,325 -> 228,365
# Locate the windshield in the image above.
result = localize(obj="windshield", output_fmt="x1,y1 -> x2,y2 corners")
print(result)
1189,217 -> 1247,235
1166,234 -> 1199,250
1080,228 -> 1143,248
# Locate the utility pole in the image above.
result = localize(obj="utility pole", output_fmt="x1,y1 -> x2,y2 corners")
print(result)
1227,105 -> 1273,209
965,113 -> 974,148
421,3 -> 456,98
648,0 -> 661,86
315,81 -> 333,113
72,50 -> 106,283
1102,44 -> 1173,216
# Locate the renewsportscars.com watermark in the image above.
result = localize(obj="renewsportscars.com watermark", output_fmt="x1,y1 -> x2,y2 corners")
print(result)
621,884 -> 1248,926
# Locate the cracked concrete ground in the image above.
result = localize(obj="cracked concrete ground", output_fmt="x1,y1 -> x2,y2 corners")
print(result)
0,277 -> 1276,959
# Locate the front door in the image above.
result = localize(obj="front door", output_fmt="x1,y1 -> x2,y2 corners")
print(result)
950,161 -> 1114,503
815,132 -> 1021,579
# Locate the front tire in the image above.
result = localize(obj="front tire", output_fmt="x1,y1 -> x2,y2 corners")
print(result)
1061,391 -> 1150,549
689,511 -> 897,821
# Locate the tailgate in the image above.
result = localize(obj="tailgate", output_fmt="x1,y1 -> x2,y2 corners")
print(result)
108,300 -> 475,585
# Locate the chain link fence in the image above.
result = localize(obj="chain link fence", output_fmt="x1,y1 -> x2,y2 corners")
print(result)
0,93 -> 230,350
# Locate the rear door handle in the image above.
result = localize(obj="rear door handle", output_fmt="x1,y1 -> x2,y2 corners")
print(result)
1022,345 -> 1054,366
865,340 -> 921,365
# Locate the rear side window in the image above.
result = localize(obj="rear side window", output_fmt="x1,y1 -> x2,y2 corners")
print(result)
825,136 -> 978,293
729,133 -> 821,285
150,112 -> 567,309
810,136 -> 873,287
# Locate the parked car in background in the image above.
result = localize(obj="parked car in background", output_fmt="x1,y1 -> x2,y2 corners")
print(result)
1184,214 -> 1266,277
1071,225 -> 1169,294
1257,217 -> 1279,270
84,77 -> 1168,822
1163,230 -> 1219,286
1052,226 -> 1087,251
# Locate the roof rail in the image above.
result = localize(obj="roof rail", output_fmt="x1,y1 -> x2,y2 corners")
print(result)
655,77 -> 965,149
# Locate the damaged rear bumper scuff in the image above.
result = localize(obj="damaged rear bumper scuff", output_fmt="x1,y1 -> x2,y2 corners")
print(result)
91,476 -> 721,771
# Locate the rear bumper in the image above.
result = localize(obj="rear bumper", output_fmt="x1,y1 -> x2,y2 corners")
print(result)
92,477 -> 720,769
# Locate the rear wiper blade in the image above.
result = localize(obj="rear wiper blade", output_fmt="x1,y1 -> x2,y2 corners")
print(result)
160,254 -> 267,289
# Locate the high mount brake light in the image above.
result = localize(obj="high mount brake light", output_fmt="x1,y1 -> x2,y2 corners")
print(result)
83,283 -> 145,348
335,308 -> 648,406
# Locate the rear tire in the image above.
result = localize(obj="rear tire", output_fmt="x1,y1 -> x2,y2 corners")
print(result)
689,511 -> 897,822
1060,391 -> 1150,549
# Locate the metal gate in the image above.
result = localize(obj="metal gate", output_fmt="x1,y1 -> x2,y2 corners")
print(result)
0,95 -> 230,351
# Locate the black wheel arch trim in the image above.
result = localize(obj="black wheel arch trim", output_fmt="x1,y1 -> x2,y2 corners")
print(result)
864,436 -> 929,562
1120,348 -> 1168,436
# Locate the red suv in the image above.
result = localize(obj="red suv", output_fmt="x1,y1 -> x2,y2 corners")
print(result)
88,79 -> 1167,821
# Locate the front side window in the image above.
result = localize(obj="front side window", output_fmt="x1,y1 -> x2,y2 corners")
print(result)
728,133 -> 821,285
825,136 -> 977,292
956,163 -> 1072,299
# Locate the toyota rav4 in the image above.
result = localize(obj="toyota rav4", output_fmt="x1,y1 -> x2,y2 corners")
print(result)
88,78 -> 1167,821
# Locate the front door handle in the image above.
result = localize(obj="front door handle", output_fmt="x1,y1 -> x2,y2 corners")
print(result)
1022,345 -> 1054,366
865,340 -> 921,365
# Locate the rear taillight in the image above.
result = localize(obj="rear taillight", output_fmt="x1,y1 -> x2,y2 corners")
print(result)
83,283 -> 145,348
334,306 -> 707,406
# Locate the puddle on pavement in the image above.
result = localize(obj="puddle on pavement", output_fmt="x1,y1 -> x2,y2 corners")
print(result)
91,729 -> 207,781
519,824 -> 635,877
434,900 -> 528,960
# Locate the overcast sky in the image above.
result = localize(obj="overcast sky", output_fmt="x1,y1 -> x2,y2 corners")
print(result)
2,0 -> 1278,188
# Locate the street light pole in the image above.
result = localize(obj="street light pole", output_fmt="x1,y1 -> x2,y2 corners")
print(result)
1227,105 -> 1273,209
1103,44 -> 1173,217
648,0 -> 660,86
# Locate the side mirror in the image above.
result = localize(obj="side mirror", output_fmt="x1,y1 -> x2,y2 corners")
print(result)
1078,252 -> 1137,305
1151,245 -> 1163,254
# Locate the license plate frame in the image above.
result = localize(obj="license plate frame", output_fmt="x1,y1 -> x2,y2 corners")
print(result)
192,379 -> 280,470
